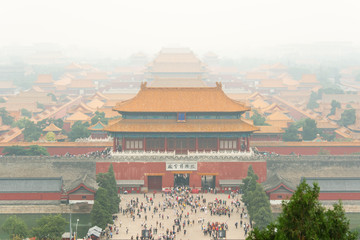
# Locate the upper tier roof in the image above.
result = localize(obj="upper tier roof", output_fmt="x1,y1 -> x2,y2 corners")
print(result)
105,118 -> 259,133
113,82 -> 250,113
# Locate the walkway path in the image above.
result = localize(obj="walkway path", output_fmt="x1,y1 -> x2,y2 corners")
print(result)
112,192 -> 251,240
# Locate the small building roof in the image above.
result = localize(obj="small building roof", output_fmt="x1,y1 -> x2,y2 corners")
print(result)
0,177 -> 62,192
68,102 -> 95,114
251,98 -> 269,109
300,74 -> 319,84
87,99 -> 105,109
36,74 -> 54,84
113,82 -> 250,113
262,173 -> 296,193
43,123 -> 62,132
105,119 -> 259,133
65,112 -> 91,122
88,121 -> 106,131
96,108 -> 121,119
68,79 -> 96,88
255,125 -> 284,134
266,111 -> 292,121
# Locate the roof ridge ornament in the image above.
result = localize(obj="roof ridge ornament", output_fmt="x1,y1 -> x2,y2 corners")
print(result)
216,82 -> 222,89
140,82 -> 147,90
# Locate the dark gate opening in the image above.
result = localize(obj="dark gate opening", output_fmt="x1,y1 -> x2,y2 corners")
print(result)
201,175 -> 216,190
174,174 -> 190,187
148,176 -> 162,191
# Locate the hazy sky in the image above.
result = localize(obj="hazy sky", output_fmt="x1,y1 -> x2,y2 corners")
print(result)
1,0 -> 359,56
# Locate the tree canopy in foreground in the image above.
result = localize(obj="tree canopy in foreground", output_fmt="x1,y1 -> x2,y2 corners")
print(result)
247,181 -> 358,240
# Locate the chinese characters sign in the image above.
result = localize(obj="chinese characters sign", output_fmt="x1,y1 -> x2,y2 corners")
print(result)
166,162 -> 197,171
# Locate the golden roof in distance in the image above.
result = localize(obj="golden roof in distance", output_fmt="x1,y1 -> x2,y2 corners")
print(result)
43,123 -> 62,132
65,112 -> 91,122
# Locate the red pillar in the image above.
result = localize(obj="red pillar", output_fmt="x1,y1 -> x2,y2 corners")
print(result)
113,137 -> 117,152
217,137 -> 220,151
122,137 -> 125,151
246,136 -> 250,152
237,138 -> 241,151
195,137 -> 198,151
164,137 -> 167,152
143,137 -> 146,151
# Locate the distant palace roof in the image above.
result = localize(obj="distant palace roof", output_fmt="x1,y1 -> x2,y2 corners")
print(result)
105,118 -> 258,133
43,123 -> 62,132
113,82 -> 250,113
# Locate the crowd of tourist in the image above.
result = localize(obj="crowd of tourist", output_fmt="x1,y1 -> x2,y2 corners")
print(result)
110,187 -> 251,240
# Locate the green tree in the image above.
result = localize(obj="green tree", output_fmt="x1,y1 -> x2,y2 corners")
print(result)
31,214 -> 66,240
20,108 -> 32,118
328,100 -> 341,116
96,164 -> 120,214
307,92 -> 319,110
242,165 -> 272,229
1,216 -> 28,239
2,146 -> 29,156
2,145 -> 49,156
339,109 -> 356,127
247,184 -> 273,229
14,118 -> 42,142
47,93 -> 57,102
68,121 -> 90,141
302,118 -> 317,141
37,102 -> 45,110
27,145 -> 49,156
0,107 -> 14,125
250,110 -> 268,126
45,131 -> 56,141
91,111 -> 108,125
247,181 -> 358,240
37,118 -> 64,130
283,124 -> 300,142
91,199 -> 113,229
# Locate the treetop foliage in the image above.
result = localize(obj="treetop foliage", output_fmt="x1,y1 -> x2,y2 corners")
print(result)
91,164 -> 120,229
3,145 -> 49,156
247,181 -> 358,240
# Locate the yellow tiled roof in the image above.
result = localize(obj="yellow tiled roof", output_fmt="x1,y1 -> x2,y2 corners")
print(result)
255,125 -> 284,133
105,119 -> 259,133
251,98 -> 269,109
113,83 -> 250,113
266,111 -> 292,121
36,74 -> 53,84
87,99 -> 105,109
65,112 -> 91,122
300,74 -> 319,84
43,123 -> 62,132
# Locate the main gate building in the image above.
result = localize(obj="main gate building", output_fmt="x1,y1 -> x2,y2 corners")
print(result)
98,82 -> 266,192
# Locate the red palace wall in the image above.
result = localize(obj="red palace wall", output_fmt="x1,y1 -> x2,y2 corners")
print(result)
0,192 -> 61,200
318,192 -> 360,201
256,146 -> 360,155
97,161 -> 267,189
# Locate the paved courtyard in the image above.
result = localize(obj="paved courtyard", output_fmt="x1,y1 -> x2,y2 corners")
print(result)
112,192 -> 251,240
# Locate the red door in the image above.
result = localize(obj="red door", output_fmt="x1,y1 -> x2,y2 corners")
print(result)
148,176 -> 162,191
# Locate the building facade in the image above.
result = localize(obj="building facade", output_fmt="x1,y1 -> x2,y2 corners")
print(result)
102,82 -> 264,191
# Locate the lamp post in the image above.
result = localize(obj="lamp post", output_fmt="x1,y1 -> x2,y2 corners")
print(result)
75,219 -> 79,240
